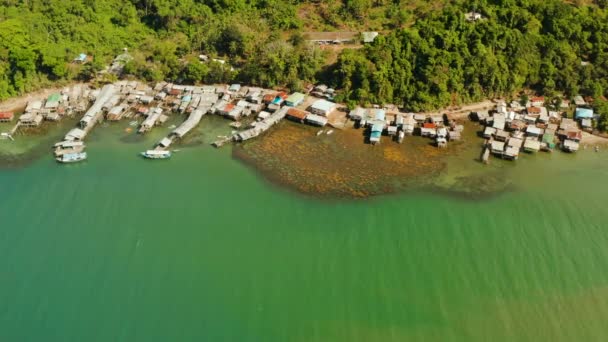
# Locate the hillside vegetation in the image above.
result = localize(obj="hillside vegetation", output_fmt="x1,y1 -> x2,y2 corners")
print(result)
0,0 -> 607,128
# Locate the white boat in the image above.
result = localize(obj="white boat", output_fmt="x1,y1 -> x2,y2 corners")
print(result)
54,141 -> 86,157
326,130 -> 334,135
317,130 -> 324,136
141,150 -> 172,159
56,152 -> 87,163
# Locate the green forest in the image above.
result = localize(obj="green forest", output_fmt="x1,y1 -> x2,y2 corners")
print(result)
0,0 -> 607,127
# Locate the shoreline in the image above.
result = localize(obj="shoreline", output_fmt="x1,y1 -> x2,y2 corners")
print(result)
0,82 -> 83,113
1,81 -> 607,199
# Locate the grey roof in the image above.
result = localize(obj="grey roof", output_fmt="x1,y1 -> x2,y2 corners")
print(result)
491,141 -> 505,151
172,108 -> 203,136
311,99 -> 336,113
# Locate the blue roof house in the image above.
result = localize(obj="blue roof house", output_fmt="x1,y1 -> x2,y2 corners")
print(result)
370,123 -> 384,144
575,107 -> 594,119
74,53 -> 88,63
374,109 -> 386,121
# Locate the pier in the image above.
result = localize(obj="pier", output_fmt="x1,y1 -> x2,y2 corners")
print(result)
153,107 -> 208,150
138,107 -> 163,134
76,84 -> 117,138
233,107 -> 288,143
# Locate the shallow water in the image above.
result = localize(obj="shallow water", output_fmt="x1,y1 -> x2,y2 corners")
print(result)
1,120 -> 608,341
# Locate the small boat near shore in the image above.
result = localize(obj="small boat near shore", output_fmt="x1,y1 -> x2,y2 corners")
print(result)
56,152 -> 87,163
54,141 -> 86,157
141,150 -> 172,159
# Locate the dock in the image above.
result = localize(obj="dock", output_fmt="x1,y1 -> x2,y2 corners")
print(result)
232,106 -> 288,143
78,84 -> 117,137
153,107 -> 208,150
8,122 -> 20,136
138,107 -> 163,134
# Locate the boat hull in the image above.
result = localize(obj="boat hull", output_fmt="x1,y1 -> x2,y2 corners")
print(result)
141,152 -> 172,159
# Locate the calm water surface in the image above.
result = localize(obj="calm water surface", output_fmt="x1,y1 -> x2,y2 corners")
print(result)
1,120 -> 608,341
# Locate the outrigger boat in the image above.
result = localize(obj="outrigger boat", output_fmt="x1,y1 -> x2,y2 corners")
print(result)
56,152 -> 87,163
141,150 -> 172,159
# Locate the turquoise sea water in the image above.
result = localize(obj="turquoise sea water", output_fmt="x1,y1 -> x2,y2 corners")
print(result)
1,120 -> 608,341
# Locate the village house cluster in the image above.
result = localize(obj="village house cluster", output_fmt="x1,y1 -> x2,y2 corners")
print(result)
348,107 -> 464,147
7,80 -> 339,161
476,95 -> 596,162
2,76 -> 603,164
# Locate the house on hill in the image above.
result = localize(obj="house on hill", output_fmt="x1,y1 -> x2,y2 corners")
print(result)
361,32 -> 379,43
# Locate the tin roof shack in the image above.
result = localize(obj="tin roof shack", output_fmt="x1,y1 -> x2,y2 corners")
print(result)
505,137 -> 523,160
267,103 -> 281,113
372,109 -> 386,122
495,129 -> 510,142
492,113 -> 506,130
575,107 -> 594,120
394,115 -> 404,127
564,129 -> 583,142
559,118 -> 578,131
526,106 -> 541,118
246,91 -> 262,104
497,102 -> 507,114
430,115 -> 444,127
541,132 -> 556,151
45,93 -> 61,110
530,96 -> 545,107
18,113 -> 44,127
436,127 -> 448,148
305,113 -> 328,127
472,110 -> 489,123
0,112 -> 14,122
413,114 -> 426,123
573,95 -> 586,107
509,119 -> 526,132
581,118 -> 593,132
403,114 -> 416,135
25,100 -> 43,114
216,102 -> 233,116
490,141 -> 505,156
73,53 -> 88,64
526,126 -> 543,138
349,107 -> 367,121
562,139 -> 580,152
257,111 -> 271,121
538,108 -> 550,123
387,125 -> 398,136
139,107 -> 163,134
483,126 -> 497,138
523,137 -> 541,153
262,93 -> 276,104
421,123 -> 437,137
285,92 -> 306,107
504,146 -> 520,160
229,84 -> 241,93
107,106 -> 126,121
370,123 -> 383,145
286,108 -> 309,123
362,31 -> 379,43
310,99 -> 336,116
226,105 -> 245,121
